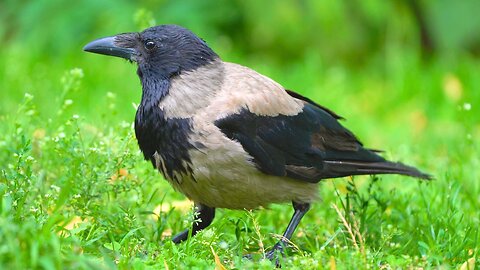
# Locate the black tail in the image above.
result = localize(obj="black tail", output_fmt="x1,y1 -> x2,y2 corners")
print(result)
323,160 -> 432,180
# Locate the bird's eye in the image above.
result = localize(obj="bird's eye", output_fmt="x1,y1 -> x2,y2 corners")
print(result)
144,41 -> 156,50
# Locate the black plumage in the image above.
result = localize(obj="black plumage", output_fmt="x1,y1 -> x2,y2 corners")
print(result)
135,105 -> 194,180
84,24 -> 431,263
215,103 -> 429,183
133,75 -> 194,179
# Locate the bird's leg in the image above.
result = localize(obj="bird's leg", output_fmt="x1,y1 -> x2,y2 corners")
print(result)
264,201 -> 310,262
172,203 -> 215,244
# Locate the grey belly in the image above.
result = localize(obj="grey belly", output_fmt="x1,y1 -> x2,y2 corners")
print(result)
163,141 -> 319,209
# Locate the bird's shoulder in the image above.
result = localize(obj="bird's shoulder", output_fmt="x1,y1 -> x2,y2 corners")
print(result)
198,62 -> 304,122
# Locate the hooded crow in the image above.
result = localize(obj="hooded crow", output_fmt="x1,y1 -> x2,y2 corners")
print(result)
84,24 -> 431,260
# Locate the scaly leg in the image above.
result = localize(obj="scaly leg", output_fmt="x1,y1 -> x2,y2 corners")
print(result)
264,201 -> 310,264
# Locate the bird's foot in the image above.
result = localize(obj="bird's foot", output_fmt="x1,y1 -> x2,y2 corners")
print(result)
243,243 -> 286,267
264,243 -> 285,267
242,253 -> 254,261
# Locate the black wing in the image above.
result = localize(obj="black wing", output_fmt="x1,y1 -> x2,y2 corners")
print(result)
215,93 -> 431,182
285,89 -> 344,120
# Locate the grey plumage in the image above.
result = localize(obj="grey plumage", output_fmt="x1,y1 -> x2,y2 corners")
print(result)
84,24 -> 431,262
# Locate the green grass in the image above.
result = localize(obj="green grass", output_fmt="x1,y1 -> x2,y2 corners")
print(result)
1,37 -> 479,269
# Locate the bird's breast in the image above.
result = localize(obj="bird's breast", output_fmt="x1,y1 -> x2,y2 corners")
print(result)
160,119 -> 320,209
134,104 -> 195,180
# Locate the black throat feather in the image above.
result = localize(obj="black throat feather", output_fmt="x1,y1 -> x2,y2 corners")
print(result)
134,71 -> 194,180
133,28 -> 218,180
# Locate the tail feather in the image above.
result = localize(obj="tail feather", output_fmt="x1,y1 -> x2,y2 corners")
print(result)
324,160 -> 432,180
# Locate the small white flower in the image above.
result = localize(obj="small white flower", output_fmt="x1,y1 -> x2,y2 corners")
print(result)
70,68 -> 84,78
50,184 -> 61,192
120,121 -> 130,128
463,102 -> 471,111
219,241 -> 229,249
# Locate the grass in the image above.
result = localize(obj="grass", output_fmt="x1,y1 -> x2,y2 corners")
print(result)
0,39 -> 479,269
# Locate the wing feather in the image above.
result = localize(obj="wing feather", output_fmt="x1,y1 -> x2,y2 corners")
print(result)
215,91 -> 431,182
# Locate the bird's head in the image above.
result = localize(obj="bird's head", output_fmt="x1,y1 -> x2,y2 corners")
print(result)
83,25 -> 218,79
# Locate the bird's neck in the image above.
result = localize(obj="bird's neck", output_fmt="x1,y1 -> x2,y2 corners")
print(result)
134,74 -> 194,180
138,73 -> 170,110
133,59 -> 224,178
156,59 -> 225,118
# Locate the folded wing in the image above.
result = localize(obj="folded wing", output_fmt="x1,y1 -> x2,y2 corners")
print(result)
215,90 -> 431,182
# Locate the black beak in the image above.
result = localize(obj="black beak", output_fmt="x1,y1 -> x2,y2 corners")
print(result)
83,36 -> 137,61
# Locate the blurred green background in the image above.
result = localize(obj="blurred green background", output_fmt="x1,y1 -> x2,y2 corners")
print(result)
1,0 -> 479,268
1,0 -> 479,123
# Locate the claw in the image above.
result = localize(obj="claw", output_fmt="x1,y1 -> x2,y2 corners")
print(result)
264,243 -> 285,267
242,253 -> 254,260
243,243 -> 286,267
243,202 -> 310,267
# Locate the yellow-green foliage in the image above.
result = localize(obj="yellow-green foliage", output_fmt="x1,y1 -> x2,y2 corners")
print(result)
0,1 -> 479,269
